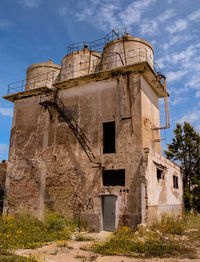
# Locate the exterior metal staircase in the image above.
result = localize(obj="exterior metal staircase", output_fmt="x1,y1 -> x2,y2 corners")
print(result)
39,91 -> 101,166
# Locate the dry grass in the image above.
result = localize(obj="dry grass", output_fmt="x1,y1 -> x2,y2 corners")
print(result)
93,214 -> 200,258
1,213 -> 200,260
0,212 -> 77,261
150,215 -> 185,235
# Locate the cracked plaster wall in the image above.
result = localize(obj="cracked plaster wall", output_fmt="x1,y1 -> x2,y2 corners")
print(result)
4,69 -> 182,230
5,72 -> 144,231
146,151 -> 183,223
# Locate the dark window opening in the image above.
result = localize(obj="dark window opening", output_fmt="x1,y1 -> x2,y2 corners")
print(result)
157,168 -> 164,181
103,121 -> 115,154
103,169 -> 125,186
173,175 -> 178,189
0,189 -> 4,214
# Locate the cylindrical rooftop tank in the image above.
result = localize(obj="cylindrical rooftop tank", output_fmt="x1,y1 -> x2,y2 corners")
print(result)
25,59 -> 61,91
59,45 -> 101,82
101,33 -> 154,71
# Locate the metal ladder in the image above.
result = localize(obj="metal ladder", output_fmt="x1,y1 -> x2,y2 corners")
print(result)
39,92 -> 101,166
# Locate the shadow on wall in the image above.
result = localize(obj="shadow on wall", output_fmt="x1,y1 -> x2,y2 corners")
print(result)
0,189 -> 4,213
0,160 -> 7,214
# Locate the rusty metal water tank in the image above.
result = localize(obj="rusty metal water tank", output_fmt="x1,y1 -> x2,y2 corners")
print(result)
101,33 -> 154,71
25,59 -> 61,91
59,45 -> 101,82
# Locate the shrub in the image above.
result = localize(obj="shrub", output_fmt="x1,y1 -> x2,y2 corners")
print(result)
45,212 -> 68,231
151,215 -> 185,235
93,226 -> 195,258
184,213 -> 200,229
0,212 -> 76,250
183,213 -> 200,241
75,233 -> 94,241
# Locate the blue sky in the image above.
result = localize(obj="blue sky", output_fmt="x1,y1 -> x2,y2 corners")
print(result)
0,0 -> 200,161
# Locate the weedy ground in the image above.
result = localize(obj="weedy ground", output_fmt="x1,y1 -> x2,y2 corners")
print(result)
0,213 -> 200,261
93,213 -> 200,259
0,212 -> 77,261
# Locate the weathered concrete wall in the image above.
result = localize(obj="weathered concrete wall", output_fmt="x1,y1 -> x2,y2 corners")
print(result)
146,150 -> 183,223
140,76 -> 182,222
102,34 -> 154,71
25,60 -> 61,91
141,76 -> 161,153
4,96 -> 46,217
0,161 -> 7,189
59,47 -> 101,82
5,72 -> 144,230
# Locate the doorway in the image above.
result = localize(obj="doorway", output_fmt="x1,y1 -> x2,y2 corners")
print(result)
102,195 -> 117,231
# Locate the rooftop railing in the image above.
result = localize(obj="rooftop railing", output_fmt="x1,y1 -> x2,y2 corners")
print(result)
6,47 -> 161,96
67,28 -> 127,53
7,71 -> 58,95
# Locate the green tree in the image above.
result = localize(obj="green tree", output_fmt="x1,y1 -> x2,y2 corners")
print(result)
164,122 -> 200,212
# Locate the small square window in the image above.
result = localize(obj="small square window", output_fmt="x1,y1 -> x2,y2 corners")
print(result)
173,175 -> 178,189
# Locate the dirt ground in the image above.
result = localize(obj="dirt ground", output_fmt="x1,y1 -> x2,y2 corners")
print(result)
14,232 -> 200,262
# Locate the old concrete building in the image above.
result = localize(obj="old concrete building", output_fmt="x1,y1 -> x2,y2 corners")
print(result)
3,29 -> 183,231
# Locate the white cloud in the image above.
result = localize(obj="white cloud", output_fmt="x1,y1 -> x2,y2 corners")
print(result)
158,9 -> 176,23
156,57 -> 165,69
188,9 -> 200,21
140,21 -> 158,34
165,9 -> 200,36
75,0 -> 157,31
162,34 -> 191,50
97,4 -> 120,30
170,86 -> 189,96
151,40 -> 157,45
166,19 -> 188,34
119,0 -> 157,27
18,0 -> 39,8
0,20 -> 11,30
76,0 -> 120,30
170,97 -> 185,106
187,75 -> 200,89
195,91 -> 200,98
167,70 -> 187,82
158,44 -> 199,70
0,144 -> 9,160
159,42 -> 200,98
180,111 -> 200,124
133,0 -> 156,9
140,9 -> 175,35
163,43 -> 170,50
58,7 -> 68,16
0,107 -> 13,117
